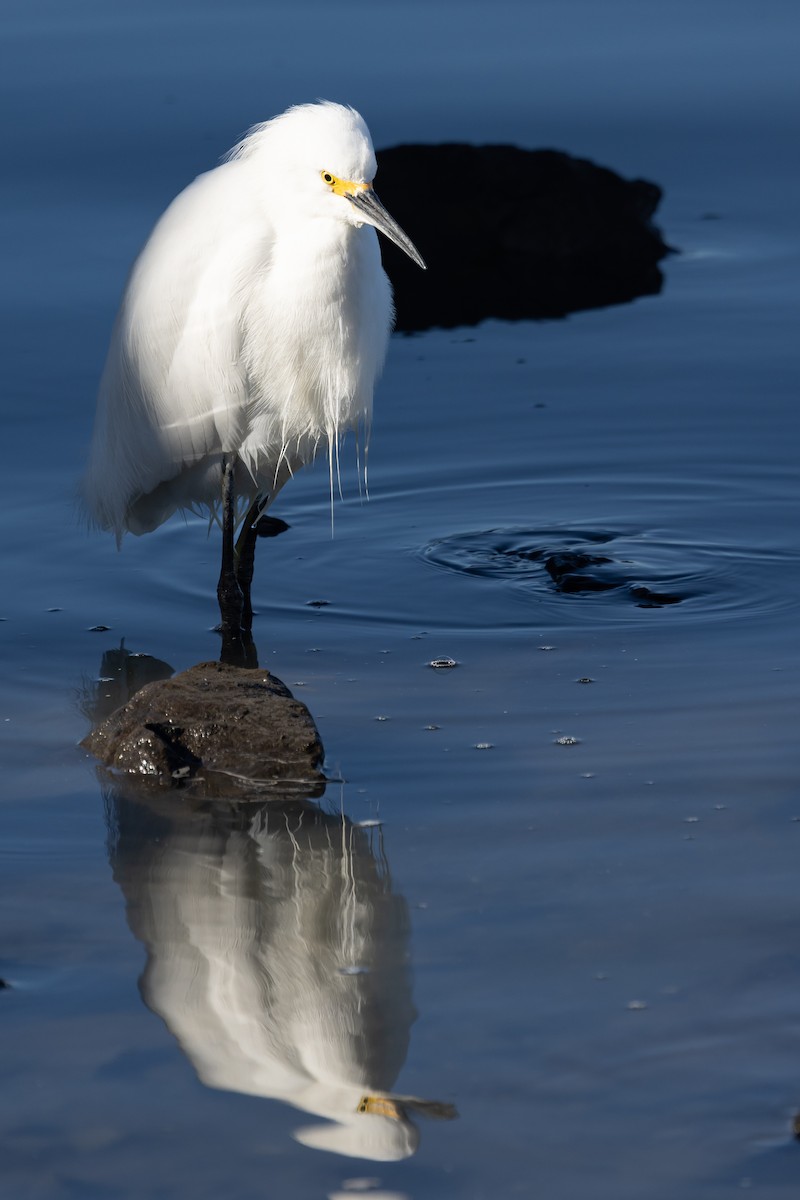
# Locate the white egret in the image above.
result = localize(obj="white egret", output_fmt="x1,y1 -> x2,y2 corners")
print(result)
81,101 -> 425,643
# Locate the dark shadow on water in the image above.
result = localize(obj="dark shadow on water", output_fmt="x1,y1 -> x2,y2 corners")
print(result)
102,781 -> 457,1160
378,144 -> 673,332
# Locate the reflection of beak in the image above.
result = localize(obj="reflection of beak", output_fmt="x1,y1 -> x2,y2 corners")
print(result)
357,1094 -> 404,1119
347,189 -> 427,270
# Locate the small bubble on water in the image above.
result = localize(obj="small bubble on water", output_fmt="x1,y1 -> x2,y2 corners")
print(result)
88,625 -> 111,632
684,816 -> 699,824
429,657 -> 458,669
538,645 -> 556,652
474,742 -> 494,750
554,735 -> 581,746
577,677 -> 594,684
627,999 -> 648,1011
424,724 -> 440,731
374,715 -> 389,722
580,772 -> 595,778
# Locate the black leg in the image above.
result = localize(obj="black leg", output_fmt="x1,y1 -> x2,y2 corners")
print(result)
234,498 -> 291,631
234,496 -> 263,633
217,455 -> 244,637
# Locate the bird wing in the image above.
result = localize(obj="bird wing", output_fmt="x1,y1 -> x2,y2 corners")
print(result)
83,160 -> 272,535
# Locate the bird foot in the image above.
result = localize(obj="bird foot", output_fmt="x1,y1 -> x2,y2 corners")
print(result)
216,567 -> 260,666
253,515 -> 290,539
218,626 -> 259,669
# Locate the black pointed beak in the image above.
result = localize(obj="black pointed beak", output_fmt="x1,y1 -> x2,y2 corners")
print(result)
347,189 -> 426,270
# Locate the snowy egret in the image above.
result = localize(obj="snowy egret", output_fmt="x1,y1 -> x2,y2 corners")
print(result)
82,101 -> 425,642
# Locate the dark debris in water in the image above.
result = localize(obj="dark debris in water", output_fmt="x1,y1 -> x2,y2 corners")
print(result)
629,584 -> 683,607
423,528 -> 688,609
543,550 -> 683,606
545,551 -> 616,592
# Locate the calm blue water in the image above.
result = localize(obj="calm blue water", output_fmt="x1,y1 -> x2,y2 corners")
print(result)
2,3 -> 800,1198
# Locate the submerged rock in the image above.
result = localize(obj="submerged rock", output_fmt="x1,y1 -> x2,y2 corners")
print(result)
81,660 -> 324,797
376,143 -> 672,331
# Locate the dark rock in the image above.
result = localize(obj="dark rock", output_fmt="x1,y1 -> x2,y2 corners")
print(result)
376,143 -> 672,331
81,660 -> 324,797
80,641 -> 174,726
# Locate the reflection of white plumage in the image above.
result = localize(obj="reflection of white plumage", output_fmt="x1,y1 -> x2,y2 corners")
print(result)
109,796 -> 454,1161
81,101 -> 425,635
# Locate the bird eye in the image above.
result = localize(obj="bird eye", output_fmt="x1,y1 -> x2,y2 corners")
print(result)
321,171 -> 334,185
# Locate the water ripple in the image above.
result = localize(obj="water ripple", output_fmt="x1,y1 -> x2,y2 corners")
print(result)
421,526 -> 798,625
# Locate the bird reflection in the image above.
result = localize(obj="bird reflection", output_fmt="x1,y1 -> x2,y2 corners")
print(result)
104,786 -> 456,1160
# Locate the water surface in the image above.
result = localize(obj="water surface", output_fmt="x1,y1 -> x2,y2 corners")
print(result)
2,3 -> 800,1198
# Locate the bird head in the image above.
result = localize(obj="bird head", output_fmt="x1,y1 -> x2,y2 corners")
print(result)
234,101 -> 426,269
